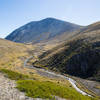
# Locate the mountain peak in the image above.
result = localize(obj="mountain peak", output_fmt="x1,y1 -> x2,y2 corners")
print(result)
6,18 -> 81,43
39,17 -> 63,24
42,17 -> 56,21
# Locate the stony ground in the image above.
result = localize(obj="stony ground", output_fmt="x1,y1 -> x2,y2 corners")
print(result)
77,78 -> 100,96
0,73 -> 37,100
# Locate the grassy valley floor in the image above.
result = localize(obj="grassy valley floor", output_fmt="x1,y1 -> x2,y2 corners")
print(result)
0,39 -> 99,100
0,68 -> 98,100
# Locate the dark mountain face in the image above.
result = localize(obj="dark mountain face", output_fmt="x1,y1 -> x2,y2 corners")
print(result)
6,18 -> 81,43
34,22 -> 100,82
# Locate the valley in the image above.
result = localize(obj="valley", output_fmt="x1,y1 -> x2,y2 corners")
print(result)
0,18 -> 100,100
24,56 -> 92,97
0,38 -> 97,100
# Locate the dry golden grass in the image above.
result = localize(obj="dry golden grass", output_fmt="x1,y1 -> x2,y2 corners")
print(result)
0,39 -> 32,70
95,85 -> 100,89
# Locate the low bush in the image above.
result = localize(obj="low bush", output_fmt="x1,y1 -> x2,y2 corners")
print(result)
17,80 -> 96,100
0,69 -> 29,80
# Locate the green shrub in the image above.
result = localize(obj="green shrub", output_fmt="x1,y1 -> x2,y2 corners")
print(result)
17,80 -> 96,100
0,69 -> 29,80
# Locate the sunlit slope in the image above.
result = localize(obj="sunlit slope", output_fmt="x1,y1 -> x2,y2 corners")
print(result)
0,39 -> 32,69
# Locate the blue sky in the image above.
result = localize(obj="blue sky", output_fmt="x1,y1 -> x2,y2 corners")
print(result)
0,0 -> 100,38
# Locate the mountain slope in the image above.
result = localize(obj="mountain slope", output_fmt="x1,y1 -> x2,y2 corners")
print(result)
34,21 -> 100,82
0,38 -> 32,70
0,39 -> 95,100
6,18 -> 81,43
